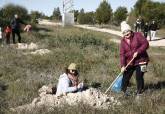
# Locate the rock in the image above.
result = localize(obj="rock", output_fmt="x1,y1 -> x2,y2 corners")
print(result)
16,43 -> 38,50
97,100 -> 103,106
110,97 -> 115,102
39,92 -> 47,97
38,85 -> 53,94
17,43 -> 28,49
28,42 -> 38,49
30,49 -> 51,55
32,98 -> 40,106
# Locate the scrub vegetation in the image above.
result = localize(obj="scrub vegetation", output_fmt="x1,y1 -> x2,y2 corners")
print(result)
0,25 -> 165,114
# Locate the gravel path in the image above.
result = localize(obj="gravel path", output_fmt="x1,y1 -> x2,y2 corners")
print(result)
75,25 -> 165,47
38,20 -> 165,47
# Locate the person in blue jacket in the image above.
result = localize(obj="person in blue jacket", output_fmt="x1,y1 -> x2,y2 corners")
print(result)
56,63 -> 84,96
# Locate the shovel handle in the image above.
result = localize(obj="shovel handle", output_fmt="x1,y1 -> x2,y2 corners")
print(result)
124,57 -> 135,70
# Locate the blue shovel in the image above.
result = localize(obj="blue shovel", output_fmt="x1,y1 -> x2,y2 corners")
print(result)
105,57 -> 135,94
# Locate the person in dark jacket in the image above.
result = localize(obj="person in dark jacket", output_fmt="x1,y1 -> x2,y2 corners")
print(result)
135,18 -> 141,32
149,20 -> 157,41
11,14 -> 26,43
143,22 -> 149,38
120,21 -> 149,96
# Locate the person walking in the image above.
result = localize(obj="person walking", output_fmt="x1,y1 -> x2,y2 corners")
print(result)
143,22 -> 149,39
4,26 -> 12,44
149,20 -> 158,41
56,63 -> 84,96
10,14 -> 26,43
135,18 -> 141,32
140,18 -> 144,32
0,27 -> 2,44
120,21 -> 149,97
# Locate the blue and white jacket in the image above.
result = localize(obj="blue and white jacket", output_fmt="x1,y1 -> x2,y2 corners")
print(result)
56,73 -> 77,96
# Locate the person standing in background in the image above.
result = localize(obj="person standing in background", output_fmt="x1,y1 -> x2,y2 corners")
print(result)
0,27 -> 2,45
4,26 -> 12,44
149,20 -> 158,41
135,18 -> 141,32
11,14 -> 26,43
143,22 -> 149,39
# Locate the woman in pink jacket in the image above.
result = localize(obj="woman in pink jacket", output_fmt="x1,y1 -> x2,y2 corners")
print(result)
120,21 -> 149,96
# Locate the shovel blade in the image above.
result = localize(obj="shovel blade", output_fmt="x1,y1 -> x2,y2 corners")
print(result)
111,74 -> 123,93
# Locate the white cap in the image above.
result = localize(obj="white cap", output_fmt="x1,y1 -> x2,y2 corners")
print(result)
14,14 -> 18,18
120,21 -> 131,34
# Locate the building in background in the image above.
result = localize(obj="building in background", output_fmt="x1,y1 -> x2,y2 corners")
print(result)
62,0 -> 74,26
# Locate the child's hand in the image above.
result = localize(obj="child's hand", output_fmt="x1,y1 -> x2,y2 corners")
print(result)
24,25 -> 32,32
78,82 -> 84,89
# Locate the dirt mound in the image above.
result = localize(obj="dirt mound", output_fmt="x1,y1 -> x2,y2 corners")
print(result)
10,42 -> 38,50
13,85 -> 121,112
10,43 -> 51,55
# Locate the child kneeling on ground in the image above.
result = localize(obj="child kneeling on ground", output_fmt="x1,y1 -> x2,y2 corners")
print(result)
56,63 -> 84,96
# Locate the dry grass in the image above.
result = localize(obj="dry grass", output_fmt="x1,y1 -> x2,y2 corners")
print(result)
0,25 -> 165,114
157,28 -> 165,38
